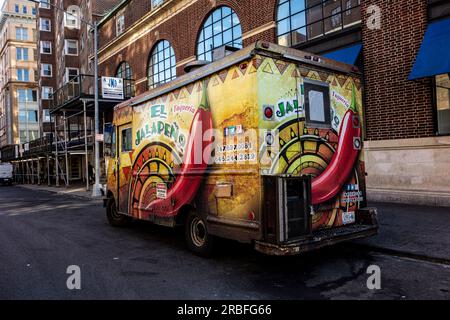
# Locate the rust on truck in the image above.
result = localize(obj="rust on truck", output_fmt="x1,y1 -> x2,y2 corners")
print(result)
104,42 -> 378,256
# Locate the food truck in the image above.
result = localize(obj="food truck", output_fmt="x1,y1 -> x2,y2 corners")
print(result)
104,42 -> 378,256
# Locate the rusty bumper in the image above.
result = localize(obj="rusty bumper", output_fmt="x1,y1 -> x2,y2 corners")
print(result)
254,223 -> 378,256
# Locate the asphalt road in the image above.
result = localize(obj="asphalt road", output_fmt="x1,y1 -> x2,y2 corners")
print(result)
0,186 -> 449,300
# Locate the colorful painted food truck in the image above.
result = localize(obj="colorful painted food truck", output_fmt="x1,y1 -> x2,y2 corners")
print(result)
104,42 -> 378,256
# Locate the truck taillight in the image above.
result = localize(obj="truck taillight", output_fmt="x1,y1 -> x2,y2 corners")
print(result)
352,115 -> 360,128
263,105 -> 274,120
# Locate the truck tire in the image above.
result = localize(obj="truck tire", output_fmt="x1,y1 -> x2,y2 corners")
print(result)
106,197 -> 131,227
185,210 -> 214,257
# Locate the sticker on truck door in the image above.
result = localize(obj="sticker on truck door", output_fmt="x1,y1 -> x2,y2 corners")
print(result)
156,183 -> 167,200
342,211 -> 356,225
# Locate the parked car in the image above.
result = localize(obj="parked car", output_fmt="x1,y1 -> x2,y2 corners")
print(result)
0,162 -> 13,186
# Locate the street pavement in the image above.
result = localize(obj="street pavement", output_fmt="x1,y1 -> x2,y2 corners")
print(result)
0,185 -> 449,300
357,202 -> 450,262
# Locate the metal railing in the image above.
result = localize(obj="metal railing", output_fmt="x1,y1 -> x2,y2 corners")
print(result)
0,144 -> 19,162
50,74 -> 135,112
22,135 -> 53,157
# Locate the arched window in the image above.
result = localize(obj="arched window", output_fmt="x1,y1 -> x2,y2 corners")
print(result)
276,0 -> 362,46
147,40 -> 176,89
116,62 -> 135,97
196,6 -> 242,61
65,5 -> 81,29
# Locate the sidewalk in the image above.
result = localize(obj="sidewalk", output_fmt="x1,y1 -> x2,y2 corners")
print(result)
355,202 -> 450,262
16,184 -> 102,201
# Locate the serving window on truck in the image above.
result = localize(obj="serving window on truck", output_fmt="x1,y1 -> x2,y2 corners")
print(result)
121,128 -> 133,153
304,79 -> 332,129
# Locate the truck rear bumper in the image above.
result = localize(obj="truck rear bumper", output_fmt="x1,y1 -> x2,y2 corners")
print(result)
254,223 -> 378,256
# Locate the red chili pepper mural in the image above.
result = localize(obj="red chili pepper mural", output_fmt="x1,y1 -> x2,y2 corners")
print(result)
311,84 -> 361,205
144,81 -> 213,217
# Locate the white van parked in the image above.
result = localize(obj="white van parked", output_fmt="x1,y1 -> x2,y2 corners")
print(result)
0,162 -> 13,185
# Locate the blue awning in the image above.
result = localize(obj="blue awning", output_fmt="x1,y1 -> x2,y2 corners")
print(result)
322,44 -> 362,66
409,18 -> 450,80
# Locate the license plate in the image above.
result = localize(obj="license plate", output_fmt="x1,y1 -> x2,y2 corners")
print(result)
342,211 -> 355,225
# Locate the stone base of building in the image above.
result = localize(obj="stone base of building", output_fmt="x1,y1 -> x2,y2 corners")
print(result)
365,136 -> 450,208
367,188 -> 450,207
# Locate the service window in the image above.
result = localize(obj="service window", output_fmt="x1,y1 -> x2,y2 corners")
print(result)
121,128 -> 132,153
104,123 -> 115,157
304,79 -> 331,128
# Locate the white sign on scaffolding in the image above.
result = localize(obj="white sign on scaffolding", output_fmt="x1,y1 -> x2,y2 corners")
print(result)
101,76 -> 124,100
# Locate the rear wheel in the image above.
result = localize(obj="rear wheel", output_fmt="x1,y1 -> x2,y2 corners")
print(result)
185,210 -> 214,257
106,197 -> 131,227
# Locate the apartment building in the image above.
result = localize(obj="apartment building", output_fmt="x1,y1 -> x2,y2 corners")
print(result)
36,0 -> 54,137
19,0 -> 122,187
93,0 -> 450,206
0,0 -> 38,147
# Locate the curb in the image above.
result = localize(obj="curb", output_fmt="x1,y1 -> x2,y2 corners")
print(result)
14,185 -> 102,202
349,243 -> 450,266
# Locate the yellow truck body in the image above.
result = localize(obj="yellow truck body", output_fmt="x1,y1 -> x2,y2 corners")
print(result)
105,42 -> 378,255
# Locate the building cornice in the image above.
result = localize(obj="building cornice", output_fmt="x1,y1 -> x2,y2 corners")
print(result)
0,11 -> 37,31
0,39 -> 37,58
96,0 -> 196,63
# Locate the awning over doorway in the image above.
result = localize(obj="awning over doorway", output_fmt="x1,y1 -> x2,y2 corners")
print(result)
322,43 -> 362,66
409,18 -> 450,80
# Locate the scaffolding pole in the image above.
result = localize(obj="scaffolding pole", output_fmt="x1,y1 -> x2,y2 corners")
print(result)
63,111 -> 69,187
84,101 -> 89,191
54,116 -> 59,187
31,159 -> 34,184
37,158 -> 40,185
47,154 -> 50,186
25,160 -> 29,184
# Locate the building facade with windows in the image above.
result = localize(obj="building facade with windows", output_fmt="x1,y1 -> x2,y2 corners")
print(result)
36,0 -> 121,136
0,0 -> 38,147
36,0 -> 55,137
12,0 -> 124,187
93,0 -> 450,206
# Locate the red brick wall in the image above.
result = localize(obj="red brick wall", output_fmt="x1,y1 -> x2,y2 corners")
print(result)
98,0 -> 277,94
97,0 -> 437,141
362,0 -> 435,140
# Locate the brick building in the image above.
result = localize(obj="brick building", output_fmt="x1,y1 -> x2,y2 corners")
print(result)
0,0 -> 38,147
1,0 -> 448,205
32,0 -> 122,187
0,0 -> 122,187
92,0 -> 450,206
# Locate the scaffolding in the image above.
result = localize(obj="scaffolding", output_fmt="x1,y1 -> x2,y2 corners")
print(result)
0,74 -> 134,191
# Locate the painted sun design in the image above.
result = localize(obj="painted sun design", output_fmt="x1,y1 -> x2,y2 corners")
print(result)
128,142 -> 182,219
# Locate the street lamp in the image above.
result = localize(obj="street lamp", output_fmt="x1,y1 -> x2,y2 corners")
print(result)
29,0 -> 102,197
